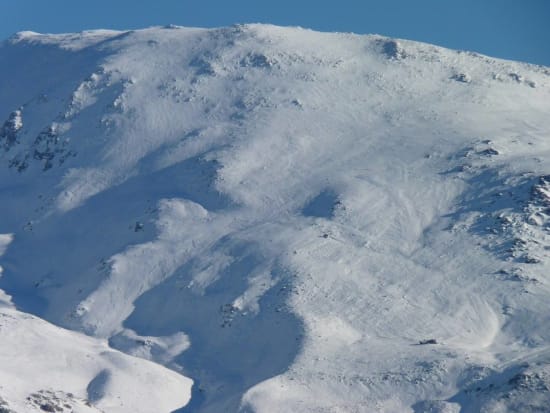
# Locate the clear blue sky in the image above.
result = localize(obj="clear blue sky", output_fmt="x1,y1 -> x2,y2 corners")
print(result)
1,0 -> 549,66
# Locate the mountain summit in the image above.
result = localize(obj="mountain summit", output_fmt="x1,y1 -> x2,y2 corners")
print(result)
1,24 -> 549,412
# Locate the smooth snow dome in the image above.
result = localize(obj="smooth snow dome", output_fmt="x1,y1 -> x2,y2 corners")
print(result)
0,24 -> 550,413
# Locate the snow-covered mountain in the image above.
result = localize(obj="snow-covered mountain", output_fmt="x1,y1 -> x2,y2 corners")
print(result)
1,24 -> 550,412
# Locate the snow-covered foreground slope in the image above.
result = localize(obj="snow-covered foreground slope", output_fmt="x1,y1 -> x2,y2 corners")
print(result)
1,24 -> 550,412
0,236 -> 191,413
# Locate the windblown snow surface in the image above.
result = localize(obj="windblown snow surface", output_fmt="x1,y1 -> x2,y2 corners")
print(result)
1,24 -> 550,412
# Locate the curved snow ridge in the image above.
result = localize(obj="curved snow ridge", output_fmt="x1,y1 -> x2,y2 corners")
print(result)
73,198 -> 226,337
0,307 -> 192,413
7,29 -> 128,51
444,296 -> 501,354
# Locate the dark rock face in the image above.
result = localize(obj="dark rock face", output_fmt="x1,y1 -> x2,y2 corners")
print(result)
0,110 -> 23,151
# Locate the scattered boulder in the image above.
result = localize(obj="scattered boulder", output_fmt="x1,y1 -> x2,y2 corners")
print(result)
220,303 -> 239,327
39,403 -> 56,412
508,371 -> 550,392
5,122 -> 76,172
380,39 -> 407,60
26,390 -> 88,413
190,56 -> 216,76
451,73 -> 471,83
0,396 -> 16,413
240,52 -> 276,68
509,73 -> 523,83
494,72 -> 536,88
418,338 -> 438,345
478,148 -> 499,156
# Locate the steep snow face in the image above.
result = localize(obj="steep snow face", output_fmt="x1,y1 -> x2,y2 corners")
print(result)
1,24 -> 550,412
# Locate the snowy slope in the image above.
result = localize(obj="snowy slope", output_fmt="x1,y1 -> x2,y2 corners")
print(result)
0,235 -> 191,413
1,24 -> 550,412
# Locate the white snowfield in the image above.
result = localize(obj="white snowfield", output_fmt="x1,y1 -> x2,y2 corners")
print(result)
0,24 -> 549,412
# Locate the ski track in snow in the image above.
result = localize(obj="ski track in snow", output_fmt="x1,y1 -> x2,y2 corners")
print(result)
1,24 -> 550,412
